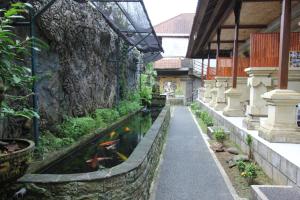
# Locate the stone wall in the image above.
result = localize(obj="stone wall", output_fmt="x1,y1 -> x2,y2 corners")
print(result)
0,0 -> 140,138
197,100 -> 300,188
19,106 -> 170,200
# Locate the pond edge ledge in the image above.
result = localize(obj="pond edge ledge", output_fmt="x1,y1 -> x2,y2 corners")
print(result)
18,105 -> 170,183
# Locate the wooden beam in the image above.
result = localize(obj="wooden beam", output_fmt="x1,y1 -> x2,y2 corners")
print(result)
278,0 -> 291,89
211,40 -> 246,43
201,58 -> 204,86
221,24 -> 268,29
216,28 -> 221,73
194,1 -> 235,57
207,43 -> 211,79
232,0 -> 242,89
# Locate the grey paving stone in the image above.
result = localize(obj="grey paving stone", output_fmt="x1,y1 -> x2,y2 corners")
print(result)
154,106 -> 233,200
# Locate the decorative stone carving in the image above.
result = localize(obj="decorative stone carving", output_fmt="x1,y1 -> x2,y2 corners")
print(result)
214,77 -> 230,111
223,88 -> 245,117
203,80 -> 215,103
243,67 -> 277,130
198,87 -> 205,100
259,89 -> 300,143
209,88 -> 217,107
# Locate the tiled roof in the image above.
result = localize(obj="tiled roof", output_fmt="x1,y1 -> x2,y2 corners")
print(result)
154,58 -> 182,69
154,13 -> 195,35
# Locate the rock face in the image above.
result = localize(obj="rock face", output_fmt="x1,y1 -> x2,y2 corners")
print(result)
0,0 -> 139,137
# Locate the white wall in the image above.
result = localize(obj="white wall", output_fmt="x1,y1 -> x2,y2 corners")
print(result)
161,37 -> 189,57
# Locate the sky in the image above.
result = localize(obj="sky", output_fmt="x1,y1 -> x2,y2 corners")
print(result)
143,0 -> 198,26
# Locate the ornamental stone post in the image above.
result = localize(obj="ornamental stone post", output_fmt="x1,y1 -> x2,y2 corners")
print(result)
223,88 -> 244,117
243,67 -> 277,130
223,77 -> 249,117
209,88 -> 217,107
203,80 -> 215,103
259,89 -> 300,143
214,77 -> 230,111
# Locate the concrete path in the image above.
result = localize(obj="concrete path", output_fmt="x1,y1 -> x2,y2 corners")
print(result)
152,106 -> 234,200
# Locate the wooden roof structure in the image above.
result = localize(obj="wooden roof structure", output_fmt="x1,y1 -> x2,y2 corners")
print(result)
186,0 -> 300,58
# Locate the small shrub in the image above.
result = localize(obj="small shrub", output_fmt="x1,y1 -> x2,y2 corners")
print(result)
117,100 -> 141,116
94,108 -> 120,124
241,163 -> 257,185
195,110 -> 202,118
58,117 -> 97,140
200,111 -> 213,126
214,128 -> 226,143
36,131 -> 75,156
237,160 -> 246,172
246,134 -> 253,160
246,134 -> 253,146
190,102 -> 200,110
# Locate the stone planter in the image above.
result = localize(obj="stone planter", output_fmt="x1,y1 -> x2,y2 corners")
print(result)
0,139 -> 34,184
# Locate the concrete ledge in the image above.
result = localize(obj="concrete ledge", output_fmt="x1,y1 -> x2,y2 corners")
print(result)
251,185 -> 300,200
197,99 -> 300,188
18,106 -> 170,200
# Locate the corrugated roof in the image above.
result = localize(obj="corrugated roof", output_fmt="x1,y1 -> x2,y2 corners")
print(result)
154,13 -> 195,35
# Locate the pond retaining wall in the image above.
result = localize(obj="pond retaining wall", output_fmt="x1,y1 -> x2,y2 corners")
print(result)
19,106 -> 170,200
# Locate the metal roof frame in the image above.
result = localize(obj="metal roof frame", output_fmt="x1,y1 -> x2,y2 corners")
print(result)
88,0 -> 163,54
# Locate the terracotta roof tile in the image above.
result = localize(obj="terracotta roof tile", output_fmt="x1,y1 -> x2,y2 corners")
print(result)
154,13 -> 195,35
154,58 -> 182,69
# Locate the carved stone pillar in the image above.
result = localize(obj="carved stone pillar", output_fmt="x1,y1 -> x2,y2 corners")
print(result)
214,77 -> 230,111
199,87 -> 205,100
223,88 -> 244,117
259,89 -> 300,143
203,80 -> 215,103
209,88 -> 217,107
243,68 -> 277,130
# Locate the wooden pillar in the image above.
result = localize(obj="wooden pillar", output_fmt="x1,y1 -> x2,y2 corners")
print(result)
278,0 -> 291,89
232,0 -> 242,88
207,42 -> 211,79
216,28 -> 221,75
201,57 -> 204,87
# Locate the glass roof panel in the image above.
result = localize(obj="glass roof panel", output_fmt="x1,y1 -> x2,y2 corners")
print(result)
89,0 -> 163,53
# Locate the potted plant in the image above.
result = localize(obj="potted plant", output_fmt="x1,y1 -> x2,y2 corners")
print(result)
0,2 -> 45,184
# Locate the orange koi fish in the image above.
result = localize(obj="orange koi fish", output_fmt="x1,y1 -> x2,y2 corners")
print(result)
116,152 -> 128,161
105,143 -> 117,150
110,131 -> 117,138
124,127 -> 131,132
99,139 -> 119,147
86,156 -> 112,169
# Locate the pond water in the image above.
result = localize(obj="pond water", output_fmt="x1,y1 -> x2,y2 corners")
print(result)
41,109 -> 162,174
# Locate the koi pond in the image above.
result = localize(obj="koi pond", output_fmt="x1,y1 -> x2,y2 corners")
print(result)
40,109 -> 162,174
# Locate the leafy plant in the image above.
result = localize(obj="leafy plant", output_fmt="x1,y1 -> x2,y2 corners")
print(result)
35,131 -> 75,156
0,2 -> 47,119
190,102 -> 200,111
241,163 -> 257,185
139,63 -> 157,105
246,134 -> 253,160
214,128 -> 226,143
117,100 -> 141,116
237,160 -> 246,172
94,108 -> 119,124
58,117 -> 97,140
200,111 -> 213,126
195,110 -> 202,118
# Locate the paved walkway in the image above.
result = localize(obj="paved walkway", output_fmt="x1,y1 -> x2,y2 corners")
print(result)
152,106 -> 234,200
